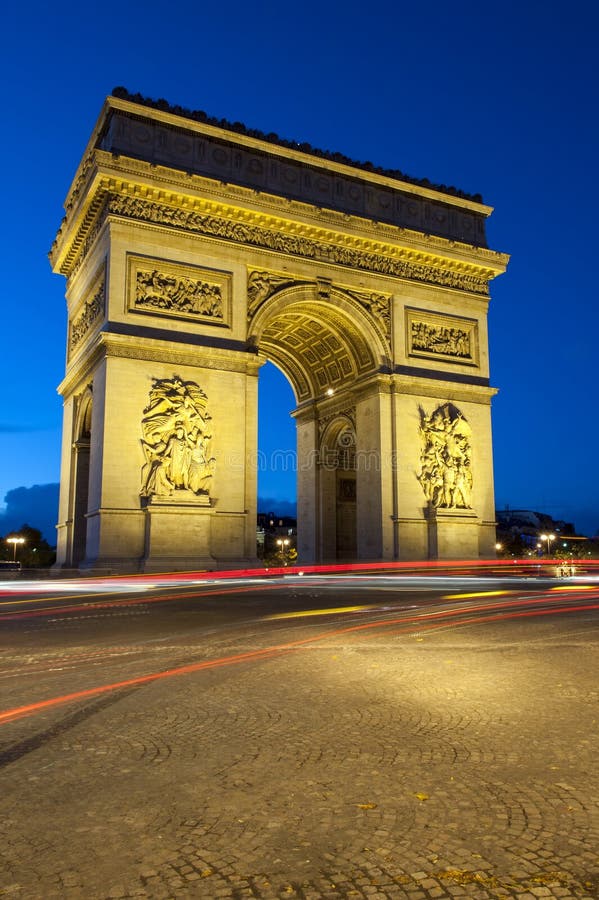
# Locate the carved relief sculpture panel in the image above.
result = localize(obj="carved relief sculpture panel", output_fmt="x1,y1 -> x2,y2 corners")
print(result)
127,255 -> 231,327
406,308 -> 478,366
417,403 -> 473,509
69,269 -> 105,356
340,287 -> 391,340
140,375 -> 215,502
247,270 -> 302,319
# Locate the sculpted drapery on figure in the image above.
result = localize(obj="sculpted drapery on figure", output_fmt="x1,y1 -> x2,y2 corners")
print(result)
417,403 -> 473,509
140,376 -> 215,500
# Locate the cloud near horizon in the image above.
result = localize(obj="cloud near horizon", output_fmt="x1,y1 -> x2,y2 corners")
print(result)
256,498 -> 297,518
0,483 -> 298,547
0,483 -> 59,544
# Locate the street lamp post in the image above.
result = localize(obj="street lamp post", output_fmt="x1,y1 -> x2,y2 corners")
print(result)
6,536 -> 25,562
539,533 -> 555,557
276,538 -> 290,565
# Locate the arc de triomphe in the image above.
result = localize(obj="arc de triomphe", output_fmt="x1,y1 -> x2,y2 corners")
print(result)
50,90 -> 508,572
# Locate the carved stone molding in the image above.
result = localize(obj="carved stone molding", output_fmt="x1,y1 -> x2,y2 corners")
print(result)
100,334 -> 261,373
316,278 -> 332,301
64,150 -> 96,216
69,271 -> 105,355
127,255 -> 231,326
106,194 -> 491,296
417,403 -> 473,510
406,308 -> 478,366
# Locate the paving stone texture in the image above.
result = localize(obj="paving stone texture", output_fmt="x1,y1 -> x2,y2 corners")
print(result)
1,616 -> 598,899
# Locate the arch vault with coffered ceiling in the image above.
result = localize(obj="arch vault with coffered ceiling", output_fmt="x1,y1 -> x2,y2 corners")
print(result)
50,91 -> 508,572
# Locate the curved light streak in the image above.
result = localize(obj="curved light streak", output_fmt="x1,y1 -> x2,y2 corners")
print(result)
2,591 -> 599,726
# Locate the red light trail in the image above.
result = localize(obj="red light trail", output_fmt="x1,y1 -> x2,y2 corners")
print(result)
2,587 -> 598,726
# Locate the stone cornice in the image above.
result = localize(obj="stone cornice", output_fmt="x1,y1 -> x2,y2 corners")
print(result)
293,370 -> 496,409
58,329 -> 261,397
91,152 -> 504,265
57,332 -> 105,398
391,373 -> 498,405
292,372 -> 393,420
51,160 -> 508,295
100,331 -> 261,372
51,152 -> 508,270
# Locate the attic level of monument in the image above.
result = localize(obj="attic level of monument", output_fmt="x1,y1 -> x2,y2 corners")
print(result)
51,94 -> 509,282
110,89 -> 484,204
99,102 -> 489,246
51,92 -> 508,573
50,109 -> 508,294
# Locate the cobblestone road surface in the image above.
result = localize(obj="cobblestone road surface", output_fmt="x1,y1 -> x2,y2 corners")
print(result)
1,589 -> 598,899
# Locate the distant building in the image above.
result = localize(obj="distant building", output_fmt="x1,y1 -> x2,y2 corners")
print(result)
496,508 -> 579,554
257,511 -> 297,559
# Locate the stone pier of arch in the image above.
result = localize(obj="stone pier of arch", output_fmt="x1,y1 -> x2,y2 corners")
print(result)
50,91 -> 509,573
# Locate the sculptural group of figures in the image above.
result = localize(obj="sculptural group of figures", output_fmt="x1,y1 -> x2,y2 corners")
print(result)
136,269 -> 223,318
411,321 -> 470,358
140,376 -> 215,500
418,404 -> 473,509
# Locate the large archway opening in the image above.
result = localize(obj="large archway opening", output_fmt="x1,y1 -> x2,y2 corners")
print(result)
320,416 -> 357,560
257,361 -> 297,563
257,361 -> 297,514
250,285 -> 388,563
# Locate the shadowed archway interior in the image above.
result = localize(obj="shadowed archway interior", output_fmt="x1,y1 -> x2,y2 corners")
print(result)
249,287 -> 385,405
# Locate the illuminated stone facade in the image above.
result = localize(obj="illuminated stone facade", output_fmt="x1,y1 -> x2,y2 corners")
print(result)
51,92 -> 508,571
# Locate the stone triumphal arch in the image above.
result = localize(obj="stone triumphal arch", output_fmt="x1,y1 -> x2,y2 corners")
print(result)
50,90 -> 509,572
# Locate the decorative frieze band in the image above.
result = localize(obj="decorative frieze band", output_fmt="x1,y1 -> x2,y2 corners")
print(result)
103,105 -> 487,246
106,194 -> 490,296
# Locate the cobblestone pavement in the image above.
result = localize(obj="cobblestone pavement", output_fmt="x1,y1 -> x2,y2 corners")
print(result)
1,591 -> 599,899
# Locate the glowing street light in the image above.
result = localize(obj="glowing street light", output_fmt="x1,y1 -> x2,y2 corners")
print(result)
539,533 -> 556,556
6,536 -> 25,562
276,538 -> 290,565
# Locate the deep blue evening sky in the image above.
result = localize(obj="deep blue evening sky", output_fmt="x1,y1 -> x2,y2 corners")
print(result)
2,0 -> 598,542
